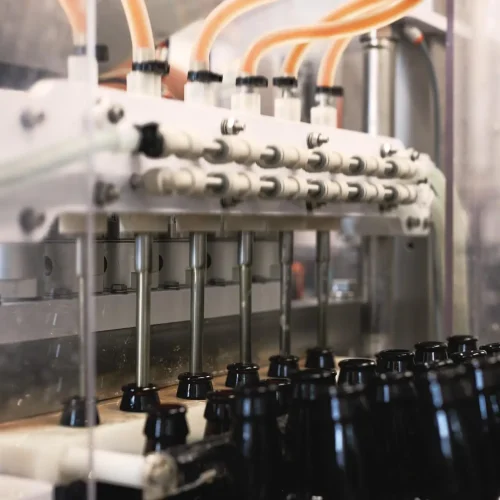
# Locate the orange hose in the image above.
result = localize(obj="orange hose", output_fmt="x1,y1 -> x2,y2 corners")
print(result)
58,0 -> 86,44
120,0 -> 155,50
318,1 -> 413,86
242,0 -> 422,75
282,0 -> 388,77
191,0 -> 278,68
317,37 -> 352,87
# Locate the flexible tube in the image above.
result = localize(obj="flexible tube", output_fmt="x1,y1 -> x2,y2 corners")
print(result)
242,0 -> 422,75
282,0 -> 389,77
58,0 -> 86,44
191,0 -> 277,68
317,0 -> 395,86
120,0 -> 155,50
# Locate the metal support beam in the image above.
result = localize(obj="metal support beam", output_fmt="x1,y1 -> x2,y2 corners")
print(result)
238,231 -> 253,363
279,231 -> 293,355
316,231 -> 330,348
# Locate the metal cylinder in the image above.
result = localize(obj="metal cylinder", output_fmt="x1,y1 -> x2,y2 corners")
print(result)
189,233 -> 206,374
316,231 -> 331,348
135,234 -> 152,387
361,29 -> 397,137
279,231 -> 294,355
238,231 -> 253,363
361,29 -> 397,344
76,236 -> 87,397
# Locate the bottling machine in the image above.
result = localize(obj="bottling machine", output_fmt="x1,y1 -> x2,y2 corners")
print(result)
0,0 -> 491,498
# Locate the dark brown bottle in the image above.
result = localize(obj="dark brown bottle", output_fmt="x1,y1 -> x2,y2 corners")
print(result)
338,358 -> 377,385
450,349 -> 487,364
143,403 -> 189,454
369,372 -> 420,500
413,364 -> 482,500
259,378 -> 292,417
375,349 -> 415,373
231,385 -> 285,500
414,341 -> 448,365
204,389 -> 235,437
480,342 -> 500,356
268,355 -> 299,378
225,362 -> 260,389
305,347 -> 335,369
447,335 -> 478,355
286,369 -> 368,500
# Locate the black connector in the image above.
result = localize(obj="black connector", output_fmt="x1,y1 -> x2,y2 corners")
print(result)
135,123 -> 164,158
187,70 -> 223,83
235,75 -> 268,88
131,60 -> 170,76
272,76 -> 298,88
315,85 -> 344,97
73,44 -> 109,63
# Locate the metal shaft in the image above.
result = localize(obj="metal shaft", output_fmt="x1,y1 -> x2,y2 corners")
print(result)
135,233 -> 152,387
76,235 -> 87,397
238,231 -> 253,363
279,231 -> 294,355
316,231 -> 331,348
189,233 -> 206,374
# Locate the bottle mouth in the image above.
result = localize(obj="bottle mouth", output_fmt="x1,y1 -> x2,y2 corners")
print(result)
292,368 -> 336,382
226,362 -> 260,373
376,349 -> 414,360
206,389 -> 236,403
338,358 -> 376,370
415,341 -> 448,351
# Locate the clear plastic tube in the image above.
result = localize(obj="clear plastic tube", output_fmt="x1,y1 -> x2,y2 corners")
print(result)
190,0 -> 278,69
242,0 -> 422,75
58,0 -> 86,45
282,0 -> 389,77
120,0 -> 155,50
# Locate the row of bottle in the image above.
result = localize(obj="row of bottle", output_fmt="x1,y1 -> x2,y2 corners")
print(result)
139,335 -> 500,500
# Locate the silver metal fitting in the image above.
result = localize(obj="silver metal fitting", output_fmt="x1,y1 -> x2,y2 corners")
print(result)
380,143 -> 397,158
107,105 -> 125,124
307,132 -> 330,149
221,118 -> 246,135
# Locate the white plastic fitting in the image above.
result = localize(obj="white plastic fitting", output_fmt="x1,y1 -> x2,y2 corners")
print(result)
361,180 -> 388,203
274,97 -> 302,122
231,92 -> 261,115
173,167 -> 208,196
212,170 -> 262,198
142,167 -> 173,195
310,104 -> 337,128
204,137 -> 265,166
261,175 -> 309,200
184,81 -> 218,106
391,184 -> 419,204
159,128 -> 205,160
377,158 -> 418,179
323,151 -> 352,174
264,145 -> 311,171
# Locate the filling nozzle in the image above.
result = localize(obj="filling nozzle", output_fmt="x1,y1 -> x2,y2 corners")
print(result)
310,86 -> 344,128
272,76 -> 301,122
231,75 -> 268,115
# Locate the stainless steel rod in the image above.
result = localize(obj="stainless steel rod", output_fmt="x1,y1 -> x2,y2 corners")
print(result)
76,235 -> 87,397
135,233 -> 152,387
279,231 -> 294,355
316,231 -> 331,348
189,233 -> 206,374
238,231 -> 253,363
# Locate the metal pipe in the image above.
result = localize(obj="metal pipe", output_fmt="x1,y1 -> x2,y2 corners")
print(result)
189,232 -> 206,374
316,231 -> 330,348
361,29 -> 397,341
279,231 -> 293,355
135,233 -> 152,387
238,231 -> 253,363
76,235 -> 87,397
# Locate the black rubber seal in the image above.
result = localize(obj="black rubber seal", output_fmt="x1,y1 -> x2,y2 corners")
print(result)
315,85 -> 344,97
73,44 -> 109,62
187,70 -> 223,83
132,60 -> 170,75
272,76 -> 298,88
235,75 -> 268,88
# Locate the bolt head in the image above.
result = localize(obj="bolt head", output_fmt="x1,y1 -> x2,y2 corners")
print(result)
221,118 -> 245,135
410,150 -> 421,161
107,106 -> 125,124
380,143 -> 396,158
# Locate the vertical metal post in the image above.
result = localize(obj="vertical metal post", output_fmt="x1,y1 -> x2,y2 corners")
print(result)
189,232 -> 206,374
279,231 -> 294,355
135,233 -> 152,387
316,231 -> 330,348
361,29 -> 397,342
76,235 -> 87,397
238,231 -> 253,363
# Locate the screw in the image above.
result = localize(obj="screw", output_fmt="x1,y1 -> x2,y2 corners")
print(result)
423,218 -> 430,229
221,118 -> 246,135
380,143 -> 397,158
107,105 -> 125,124
406,217 -> 421,230
129,173 -> 142,190
410,149 -> 421,161
94,182 -> 120,206
19,208 -> 45,234
307,132 -> 330,148
20,109 -> 45,130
